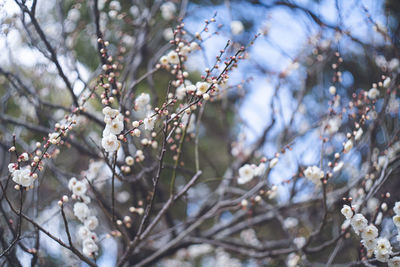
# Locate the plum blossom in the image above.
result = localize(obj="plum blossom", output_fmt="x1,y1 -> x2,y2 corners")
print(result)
374,238 -> 392,262
269,157 -> 279,168
144,113 -> 156,130
368,88 -> 380,99
361,224 -> 378,240
68,177 -> 77,191
341,205 -> 353,220
82,238 -> 99,257
167,51 -> 179,65
350,213 -> 368,234
160,2 -> 176,20
354,128 -> 363,141
73,202 -> 90,222
304,166 -> 324,184
389,256 -> 400,267
230,20 -> 244,35
77,226 -> 92,241
101,134 -> 119,153
254,163 -> 266,176
238,164 -> 255,184
196,82 -> 210,95
12,167 -> 34,187
343,140 -> 353,153
135,93 -> 150,111
72,181 -> 87,197
84,216 -> 99,231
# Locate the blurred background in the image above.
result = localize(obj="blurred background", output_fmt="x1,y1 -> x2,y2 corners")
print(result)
0,0 -> 400,266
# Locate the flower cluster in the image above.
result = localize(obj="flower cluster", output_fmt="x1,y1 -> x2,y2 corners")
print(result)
9,164 -> 36,188
68,177 -> 99,257
304,165 -> 324,185
237,161 -> 267,184
101,106 -> 123,153
341,203 -> 400,264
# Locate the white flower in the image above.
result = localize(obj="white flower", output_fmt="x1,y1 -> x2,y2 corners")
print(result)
84,216 -> 99,231
375,252 -> 390,263
343,140 -> 353,153
163,28 -> 174,40
393,215 -> 400,228
82,238 -> 99,257
68,177 -> 77,191
186,84 -> 197,93
135,93 -> 150,110
304,166 -> 324,184
77,226 -> 92,241
355,128 -> 363,141
293,237 -> 306,249
67,8 -> 80,22
269,157 -> 279,168
341,218 -> 351,230
107,120 -> 124,135
361,238 -> 377,250
176,84 -> 187,100
333,161 -> 344,173
367,198 -> 379,213
324,116 -> 341,135
375,211 -> 383,225
283,217 -> 298,229
160,2 -> 176,20
374,238 -> 392,257
389,256 -> 400,267
8,163 -> 17,173
329,86 -> 336,95
167,51 -> 179,65
136,149 -> 144,161
73,202 -> 89,222
361,224 -> 378,240
190,42 -> 199,51
368,88 -> 380,99
12,167 -> 34,187
72,181 -> 87,197
109,0 -> 121,11
230,20 -> 244,35
394,202 -> 400,215
20,152 -> 29,161
350,213 -> 368,234
144,116 -> 155,131
268,185 -> 278,199
103,127 -> 112,137
125,156 -> 134,166
180,45 -> 191,56
114,113 -> 124,122
81,195 -> 91,204
383,77 -> 391,88
254,163 -> 266,176
196,82 -> 210,94
341,205 -> 353,220
102,106 -> 119,118
237,164 -> 255,184
48,132 -> 61,144
101,134 -> 119,153
160,55 -> 169,65
286,253 -> 300,267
